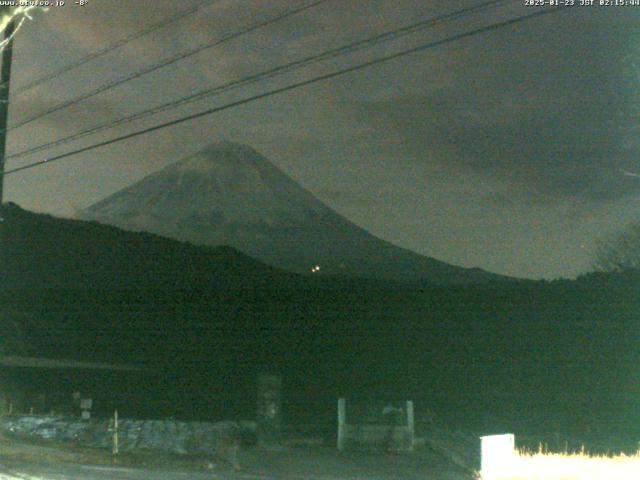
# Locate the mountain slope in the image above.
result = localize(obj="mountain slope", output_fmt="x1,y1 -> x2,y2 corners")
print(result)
1,202 -> 283,291
81,142 -> 510,284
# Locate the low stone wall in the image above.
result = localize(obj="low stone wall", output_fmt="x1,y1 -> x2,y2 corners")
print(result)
0,415 -> 254,456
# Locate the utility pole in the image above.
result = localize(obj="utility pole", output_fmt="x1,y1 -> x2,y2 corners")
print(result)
0,9 -> 15,279
0,11 -> 16,211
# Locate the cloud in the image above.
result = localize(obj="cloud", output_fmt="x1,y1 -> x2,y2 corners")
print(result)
336,7 -> 640,204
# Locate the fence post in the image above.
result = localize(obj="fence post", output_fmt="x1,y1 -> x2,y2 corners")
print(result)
406,400 -> 414,451
112,410 -> 119,456
337,398 -> 346,451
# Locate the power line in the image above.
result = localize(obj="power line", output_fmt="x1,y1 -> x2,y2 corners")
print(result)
6,0 -> 330,132
2,6 -> 570,178
7,0 -> 513,161
11,0 -> 221,96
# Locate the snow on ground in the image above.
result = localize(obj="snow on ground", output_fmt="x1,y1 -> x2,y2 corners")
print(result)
0,438 -> 475,480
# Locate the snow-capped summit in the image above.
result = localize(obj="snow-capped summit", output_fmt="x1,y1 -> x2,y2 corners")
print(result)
81,142 -> 507,284
176,141 -> 270,172
84,141 -> 328,228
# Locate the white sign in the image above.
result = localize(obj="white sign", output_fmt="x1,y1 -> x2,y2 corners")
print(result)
481,433 -> 515,480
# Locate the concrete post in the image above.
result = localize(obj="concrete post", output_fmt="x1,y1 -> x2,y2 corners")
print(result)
406,400 -> 414,451
337,398 -> 346,451
112,410 -> 119,455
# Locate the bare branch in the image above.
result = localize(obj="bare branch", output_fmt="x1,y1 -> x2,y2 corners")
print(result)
593,223 -> 640,272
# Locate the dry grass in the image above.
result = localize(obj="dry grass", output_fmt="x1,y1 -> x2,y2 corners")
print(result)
479,448 -> 640,480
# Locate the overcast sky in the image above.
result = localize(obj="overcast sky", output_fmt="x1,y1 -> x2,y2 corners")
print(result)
3,0 -> 640,279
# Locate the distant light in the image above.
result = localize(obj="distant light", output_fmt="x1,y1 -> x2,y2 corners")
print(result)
311,265 -> 320,273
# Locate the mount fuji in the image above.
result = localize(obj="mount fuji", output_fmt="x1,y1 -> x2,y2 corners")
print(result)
80,142 -> 508,284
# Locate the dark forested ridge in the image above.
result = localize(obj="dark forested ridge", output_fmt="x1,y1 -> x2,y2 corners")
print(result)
1,203 -> 638,441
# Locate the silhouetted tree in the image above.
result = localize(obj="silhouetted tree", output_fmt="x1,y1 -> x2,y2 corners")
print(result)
593,223 -> 640,272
